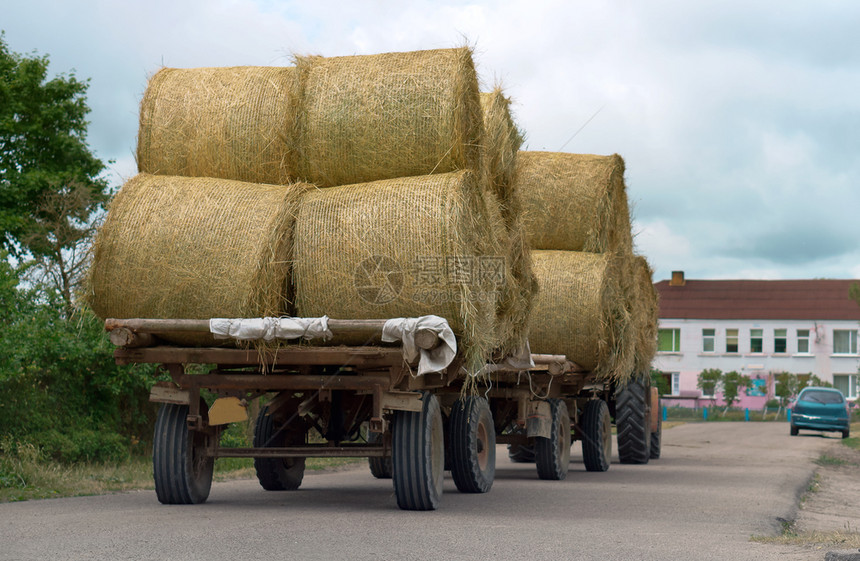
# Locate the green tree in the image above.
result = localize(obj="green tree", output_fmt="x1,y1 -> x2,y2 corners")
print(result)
850,282 -> 860,307
721,370 -> 749,414
0,259 -> 159,463
807,374 -> 832,388
0,32 -> 109,314
650,367 -> 671,396
774,372 -> 800,419
697,368 -> 722,405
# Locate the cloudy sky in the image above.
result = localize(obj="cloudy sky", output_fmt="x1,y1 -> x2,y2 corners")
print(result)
3,0 -> 859,282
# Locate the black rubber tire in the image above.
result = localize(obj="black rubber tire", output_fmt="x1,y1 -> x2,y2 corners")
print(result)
535,399 -> 571,480
253,405 -> 305,491
650,404 -> 663,460
616,379 -> 651,464
153,401 -> 213,505
449,396 -> 495,493
508,442 -> 536,463
843,429 -> 850,439
392,392 -> 445,511
790,425 -> 799,436
582,399 -> 612,472
506,423 -> 535,463
367,431 -> 392,479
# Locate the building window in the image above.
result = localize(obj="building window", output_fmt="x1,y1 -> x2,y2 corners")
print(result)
726,329 -> 739,353
750,329 -> 763,353
833,374 -> 858,400
833,330 -> 858,355
702,329 -> 715,352
796,329 -> 810,354
774,329 -> 787,353
671,372 -> 680,396
658,328 -> 680,352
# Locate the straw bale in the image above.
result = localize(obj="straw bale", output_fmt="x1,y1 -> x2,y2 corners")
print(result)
88,174 -> 308,345
137,66 -> 296,184
527,250 -> 634,382
293,170 -> 497,372
478,89 -> 536,359
291,48 -> 483,187
480,89 -> 524,219
480,188 -> 537,360
492,209 -> 539,359
631,255 -> 658,373
516,152 -> 629,252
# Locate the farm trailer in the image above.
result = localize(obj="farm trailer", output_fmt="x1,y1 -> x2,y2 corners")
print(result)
106,316 -> 661,511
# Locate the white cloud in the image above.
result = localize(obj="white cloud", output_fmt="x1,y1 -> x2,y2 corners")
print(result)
633,219 -> 692,279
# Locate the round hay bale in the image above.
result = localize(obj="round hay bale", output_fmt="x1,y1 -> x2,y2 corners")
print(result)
527,250 -> 634,382
137,66 -> 296,184
489,207 -> 538,359
479,89 -> 536,359
481,188 -> 536,360
88,174 -> 308,344
631,255 -> 658,373
480,89 -> 524,219
293,170 -> 496,372
291,47 -> 483,187
516,152 -> 629,253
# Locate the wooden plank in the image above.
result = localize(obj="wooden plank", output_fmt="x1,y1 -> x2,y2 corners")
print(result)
176,374 -> 392,391
113,345 -> 404,368
109,327 -> 155,348
149,383 -> 190,405
215,446 -> 386,458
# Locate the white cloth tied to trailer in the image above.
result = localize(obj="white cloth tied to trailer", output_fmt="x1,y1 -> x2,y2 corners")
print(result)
502,340 -> 535,370
381,315 -> 457,376
209,316 -> 333,342
208,315 -> 457,375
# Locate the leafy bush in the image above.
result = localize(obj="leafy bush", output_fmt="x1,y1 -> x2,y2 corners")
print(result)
0,257 -> 162,463
27,429 -> 131,464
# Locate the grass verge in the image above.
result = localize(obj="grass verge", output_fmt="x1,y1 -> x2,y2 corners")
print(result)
751,421 -> 860,548
0,442 -> 362,503
751,528 -> 860,549
842,422 -> 860,451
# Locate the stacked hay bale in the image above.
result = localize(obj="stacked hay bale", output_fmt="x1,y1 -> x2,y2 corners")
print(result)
631,255 -> 659,373
137,66 -> 297,184
289,49 -> 484,187
479,89 -> 538,359
516,151 -> 657,382
284,48 -> 521,371
91,45 -> 659,378
89,174 -> 309,345
293,170 -> 497,371
91,47 -> 531,373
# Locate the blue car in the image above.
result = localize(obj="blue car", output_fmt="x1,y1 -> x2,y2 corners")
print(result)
790,387 -> 850,439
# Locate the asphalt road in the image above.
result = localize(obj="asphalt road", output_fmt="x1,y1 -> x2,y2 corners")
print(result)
0,422 -> 836,561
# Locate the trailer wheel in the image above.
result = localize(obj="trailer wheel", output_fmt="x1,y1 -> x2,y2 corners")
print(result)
616,379 -> 651,464
153,401 -> 214,505
253,405 -> 305,491
535,399 -> 571,480
367,431 -> 392,479
503,423 -> 535,463
449,396 -> 495,493
392,392 -> 444,510
582,399 -> 611,472
508,443 -> 536,463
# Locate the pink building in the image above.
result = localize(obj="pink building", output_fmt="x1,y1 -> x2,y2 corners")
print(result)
653,272 -> 860,409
